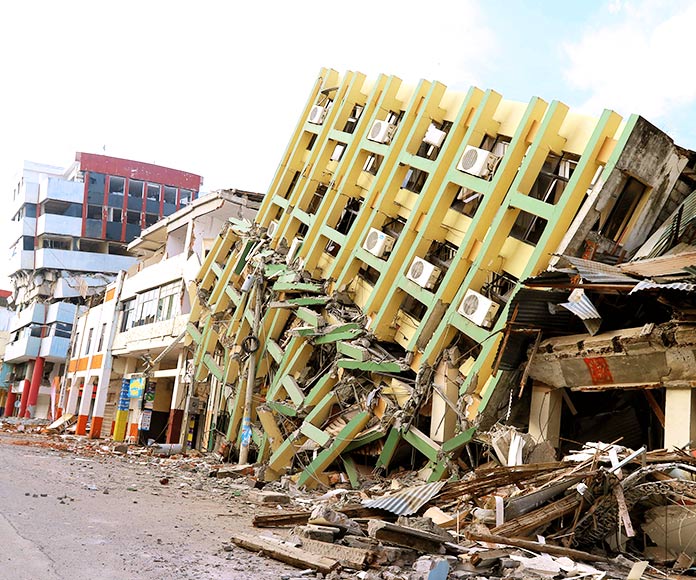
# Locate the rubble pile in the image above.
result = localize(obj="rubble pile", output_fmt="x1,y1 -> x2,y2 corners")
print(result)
237,442 -> 696,579
190,221 -> 480,490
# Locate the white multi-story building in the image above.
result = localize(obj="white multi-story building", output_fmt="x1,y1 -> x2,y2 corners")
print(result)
5,153 -> 202,419
61,189 -> 262,443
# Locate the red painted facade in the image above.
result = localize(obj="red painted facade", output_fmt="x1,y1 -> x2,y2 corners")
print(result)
76,152 -> 202,190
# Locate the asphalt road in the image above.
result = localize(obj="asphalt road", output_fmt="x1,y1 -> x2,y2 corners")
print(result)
0,433 -> 301,580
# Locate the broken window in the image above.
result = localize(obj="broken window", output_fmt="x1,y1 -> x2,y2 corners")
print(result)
386,110 -> 404,126
330,143 -> 346,162
324,238 -> 341,257
79,239 -> 102,253
41,236 -> 71,250
180,189 -> 192,206
510,209 -> 548,246
129,179 -> 143,198
126,211 -> 141,225
147,183 -> 161,202
416,121 -> 452,161
87,205 -> 103,220
342,104 -> 363,134
42,200 -> 82,217
164,186 -> 177,205
120,299 -> 135,332
400,294 -> 427,321
54,321 -> 73,339
401,168 -> 429,194
97,323 -> 107,351
426,241 -> 458,271
108,208 -> 122,222
335,197 -> 362,235
358,264 -> 380,286
134,288 -> 158,326
109,176 -> 125,195
481,271 -> 518,303
306,133 -> 317,151
450,186 -> 482,218
88,173 -> 106,204
528,153 -> 578,205
145,213 -> 159,227
480,134 -> 511,158
306,184 -> 328,215
602,177 -> 648,242
84,328 -> 94,355
22,236 -> 34,250
108,243 -> 129,256
285,171 -> 301,197
382,217 -> 406,240
363,153 -> 383,176
156,281 -> 181,322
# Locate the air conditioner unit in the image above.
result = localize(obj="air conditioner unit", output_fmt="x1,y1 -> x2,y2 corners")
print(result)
267,220 -> 279,238
406,257 -> 441,289
308,105 -> 327,125
458,289 -> 500,328
456,146 -> 501,179
368,120 -> 397,144
362,227 -> 395,258
286,237 -> 303,264
423,124 -> 446,147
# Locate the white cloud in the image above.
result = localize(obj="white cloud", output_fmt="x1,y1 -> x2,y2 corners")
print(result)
563,0 -> 696,119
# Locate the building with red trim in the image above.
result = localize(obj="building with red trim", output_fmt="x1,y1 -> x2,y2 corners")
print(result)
4,153 -> 202,419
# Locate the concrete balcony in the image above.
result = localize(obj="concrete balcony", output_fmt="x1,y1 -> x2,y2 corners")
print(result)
39,176 -> 84,204
37,213 -> 82,237
34,248 -> 135,274
4,334 -> 41,363
112,314 -> 188,357
7,248 -> 34,275
39,334 -> 70,362
45,301 -> 78,325
9,303 -> 46,333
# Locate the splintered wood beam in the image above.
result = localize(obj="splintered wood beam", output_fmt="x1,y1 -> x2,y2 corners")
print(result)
466,531 -> 612,563
230,533 -> 339,574
491,493 -> 582,537
367,520 -> 445,553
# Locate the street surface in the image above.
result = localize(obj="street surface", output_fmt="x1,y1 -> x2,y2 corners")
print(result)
0,432 -> 300,580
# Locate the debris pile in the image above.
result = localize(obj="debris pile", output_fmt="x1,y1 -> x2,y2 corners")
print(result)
189,221 -> 480,489
236,442 -> 696,578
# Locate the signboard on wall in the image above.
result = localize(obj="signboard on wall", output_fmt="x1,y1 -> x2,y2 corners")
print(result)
129,376 -> 145,399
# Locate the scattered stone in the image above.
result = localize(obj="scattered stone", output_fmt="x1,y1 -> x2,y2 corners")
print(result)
250,490 -> 291,505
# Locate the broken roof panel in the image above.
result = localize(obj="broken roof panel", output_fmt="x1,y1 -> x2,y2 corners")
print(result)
628,279 -> 696,294
618,250 -> 696,278
561,256 -> 639,285
362,481 -> 446,516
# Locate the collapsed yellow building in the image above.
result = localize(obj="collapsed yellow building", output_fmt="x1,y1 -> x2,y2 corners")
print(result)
186,68 -> 694,487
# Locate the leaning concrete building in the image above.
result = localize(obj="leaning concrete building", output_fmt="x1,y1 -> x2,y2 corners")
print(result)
186,69 -> 695,486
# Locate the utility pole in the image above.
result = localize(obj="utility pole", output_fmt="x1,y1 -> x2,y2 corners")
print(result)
238,274 -> 263,465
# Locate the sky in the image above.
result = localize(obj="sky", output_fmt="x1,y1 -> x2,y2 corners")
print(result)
1,0 -> 696,271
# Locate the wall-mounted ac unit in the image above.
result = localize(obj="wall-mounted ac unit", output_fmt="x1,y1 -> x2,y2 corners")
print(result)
423,124 -> 446,147
456,146 -> 501,179
457,289 -> 500,328
267,220 -> 279,238
286,237 -> 303,264
406,257 -> 441,289
308,105 -> 327,125
368,120 -> 397,144
362,227 -> 395,258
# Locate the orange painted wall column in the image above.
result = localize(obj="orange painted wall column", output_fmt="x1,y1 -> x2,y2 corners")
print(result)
76,381 -> 95,436
17,362 -> 34,418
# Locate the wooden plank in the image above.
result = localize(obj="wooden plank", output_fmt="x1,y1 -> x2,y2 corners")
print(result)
466,531 -> 612,563
299,537 -> 368,570
252,505 -> 392,528
367,520 -> 445,553
492,493 -> 582,537
231,533 -> 339,574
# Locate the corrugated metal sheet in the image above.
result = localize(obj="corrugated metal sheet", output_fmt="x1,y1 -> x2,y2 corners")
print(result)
361,481 -> 446,515
619,250 -> 696,278
562,256 -> 638,285
559,289 -> 601,320
629,279 -> 696,294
